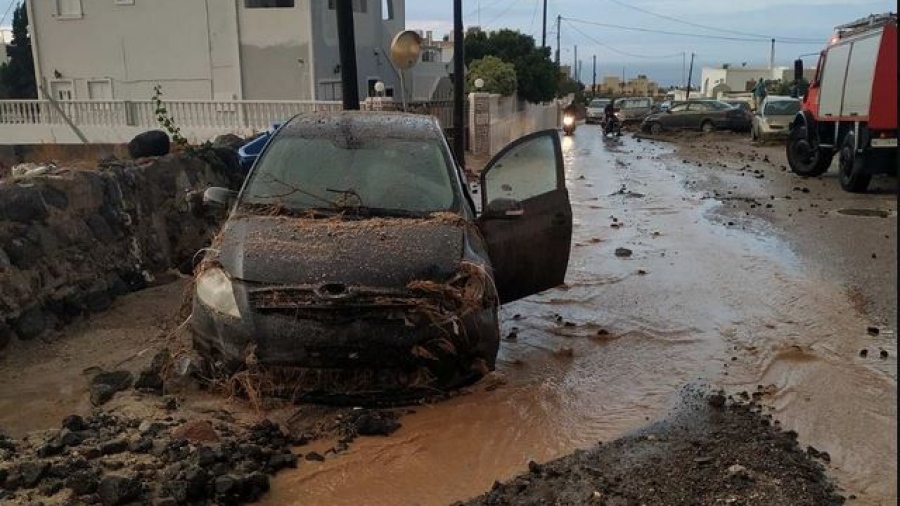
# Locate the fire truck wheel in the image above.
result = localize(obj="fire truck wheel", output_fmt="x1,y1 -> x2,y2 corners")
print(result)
838,133 -> 871,193
786,127 -> 833,176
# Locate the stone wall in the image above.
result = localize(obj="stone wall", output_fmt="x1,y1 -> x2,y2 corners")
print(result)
0,153 -> 236,351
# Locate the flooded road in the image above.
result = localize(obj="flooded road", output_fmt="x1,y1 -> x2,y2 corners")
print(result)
264,131 -> 896,505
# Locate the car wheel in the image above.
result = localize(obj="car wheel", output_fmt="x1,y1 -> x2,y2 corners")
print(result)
650,122 -> 662,135
701,120 -> 715,133
838,133 -> 871,193
786,126 -> 833,176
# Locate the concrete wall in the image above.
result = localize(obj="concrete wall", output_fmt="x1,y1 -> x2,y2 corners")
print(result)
28,0 -> 240,101
237,0 -> 312,100
469,93 -> 560,157
0,123 -> 255,146
0,153 -> 235,351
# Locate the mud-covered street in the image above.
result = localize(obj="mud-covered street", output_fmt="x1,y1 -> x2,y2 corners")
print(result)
0,126 -> 895,505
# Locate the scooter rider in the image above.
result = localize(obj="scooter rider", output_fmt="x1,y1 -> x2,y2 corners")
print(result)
563,100 -> 578,118
603,99 -> 617,126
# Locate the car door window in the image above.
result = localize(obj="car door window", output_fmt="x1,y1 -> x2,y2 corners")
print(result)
687,102 -> 710,112
669,104 -> 689,113
482,133 -> 560,207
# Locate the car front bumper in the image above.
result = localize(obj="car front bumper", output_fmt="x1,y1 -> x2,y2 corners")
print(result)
190,288 -> 499,371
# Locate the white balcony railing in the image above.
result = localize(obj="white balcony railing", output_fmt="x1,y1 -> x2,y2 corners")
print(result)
0,99 -> 343,131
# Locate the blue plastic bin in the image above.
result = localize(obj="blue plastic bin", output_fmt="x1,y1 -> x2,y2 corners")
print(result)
238,121 -> 284,171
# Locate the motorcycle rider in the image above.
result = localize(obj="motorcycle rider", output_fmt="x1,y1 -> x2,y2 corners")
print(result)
563,100 -> 578,119
603,99 -> 621,136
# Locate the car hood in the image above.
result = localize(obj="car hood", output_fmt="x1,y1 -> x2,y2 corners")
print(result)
215,215 -> 466,287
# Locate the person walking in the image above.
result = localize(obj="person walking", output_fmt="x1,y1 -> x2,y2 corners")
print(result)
753,78 -> 768,111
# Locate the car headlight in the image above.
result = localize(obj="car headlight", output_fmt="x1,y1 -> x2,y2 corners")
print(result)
196,267 -> 241,318
563,116 -> 575,126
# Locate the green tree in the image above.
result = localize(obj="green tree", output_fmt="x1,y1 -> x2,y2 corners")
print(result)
0,2 -> 37,99
467,56 -> 517,96
464,28 -> 558,104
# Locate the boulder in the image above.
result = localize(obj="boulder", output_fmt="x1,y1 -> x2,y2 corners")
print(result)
128,131 -> 171,159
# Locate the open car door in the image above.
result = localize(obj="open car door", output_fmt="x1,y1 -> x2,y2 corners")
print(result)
477,130 -> 572,304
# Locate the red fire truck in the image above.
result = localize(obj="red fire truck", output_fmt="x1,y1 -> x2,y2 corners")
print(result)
786,13 -> 897,192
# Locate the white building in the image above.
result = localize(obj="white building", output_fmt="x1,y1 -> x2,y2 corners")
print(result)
699,65 -> 817,98
26,0 -> 405,102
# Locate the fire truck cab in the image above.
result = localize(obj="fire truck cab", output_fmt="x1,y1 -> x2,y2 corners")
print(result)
787,13 -> 897,192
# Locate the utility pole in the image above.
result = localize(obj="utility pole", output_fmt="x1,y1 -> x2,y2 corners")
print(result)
682,52 -> 686,90
555,15 -> 561,68
769,38 -> 775,69
453,0 -> 465,168
592,55 -> 597,96
573,45 -> 578,80
541,0 -> 548,48
335,0 -> 360,110
685,52 -> 695,99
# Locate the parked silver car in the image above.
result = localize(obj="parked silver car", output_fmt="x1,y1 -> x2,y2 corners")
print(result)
752,96 -> 801,141
586,99 -> 610,124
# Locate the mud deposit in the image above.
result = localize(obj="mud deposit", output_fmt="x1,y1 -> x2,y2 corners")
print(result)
460,390 -> 844,506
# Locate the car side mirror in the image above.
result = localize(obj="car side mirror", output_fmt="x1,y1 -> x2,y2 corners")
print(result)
481,198 -> 524,220
203,187 -> 238,209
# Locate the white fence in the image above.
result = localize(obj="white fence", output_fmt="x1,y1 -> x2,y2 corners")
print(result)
488,96 -> 559,155
0,99 -> 342,144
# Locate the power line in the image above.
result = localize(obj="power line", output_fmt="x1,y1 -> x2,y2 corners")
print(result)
482,0 -> 521,29
602,0 -> 821,43
564,16 -> 824,45
0,0 -> 16,28
566,20 -> 684,60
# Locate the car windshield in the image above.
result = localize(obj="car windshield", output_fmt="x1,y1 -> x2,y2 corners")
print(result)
765,100 -> 801,116
589,100 -> 609,108
240,135 -> 457,216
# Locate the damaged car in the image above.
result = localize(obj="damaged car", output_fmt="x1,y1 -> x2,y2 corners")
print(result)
190,111 -> 572,395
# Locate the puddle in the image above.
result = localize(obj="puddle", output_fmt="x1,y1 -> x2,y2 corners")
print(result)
836,208 -> 891,218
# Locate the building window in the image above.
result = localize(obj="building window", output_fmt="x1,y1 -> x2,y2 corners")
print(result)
88,79 -> 113,100
382,0 -> 393,20
49,80 -> 75,101
115,0 -> 135,5
318,81 -> 343,101
327,0 -> 367,13
245,0 -> 294,8
55,0 -> 83,18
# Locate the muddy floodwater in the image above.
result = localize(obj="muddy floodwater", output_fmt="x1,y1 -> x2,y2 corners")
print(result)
0,130 -> 893,506
261,133 -> 896,505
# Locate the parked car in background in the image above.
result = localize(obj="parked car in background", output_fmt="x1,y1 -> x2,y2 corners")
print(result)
614,97 -> 654,124
586,99 -> 610,124
640,100 -> 752,134
192,111 -> 573,394
752,96 -> 801,141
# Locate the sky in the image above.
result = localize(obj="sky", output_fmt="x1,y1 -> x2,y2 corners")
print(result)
1,0 -> 895,84
406,0 -> 896,85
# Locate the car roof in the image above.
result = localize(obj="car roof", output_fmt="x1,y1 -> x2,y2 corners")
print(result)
279,111 -> 444,141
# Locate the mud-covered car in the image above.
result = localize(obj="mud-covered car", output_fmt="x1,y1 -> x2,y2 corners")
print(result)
191,111 -> 572,393
641,100 -> 752,134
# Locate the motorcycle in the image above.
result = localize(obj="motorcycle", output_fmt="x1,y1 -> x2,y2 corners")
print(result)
601,114 -> 622,137
562,114 -> 576,136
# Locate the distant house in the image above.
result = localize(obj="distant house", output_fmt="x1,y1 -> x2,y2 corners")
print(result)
407,30 -> 455,101
25,0 -> 405,102
699,65 -> 817,98
0,28 -> 9,64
